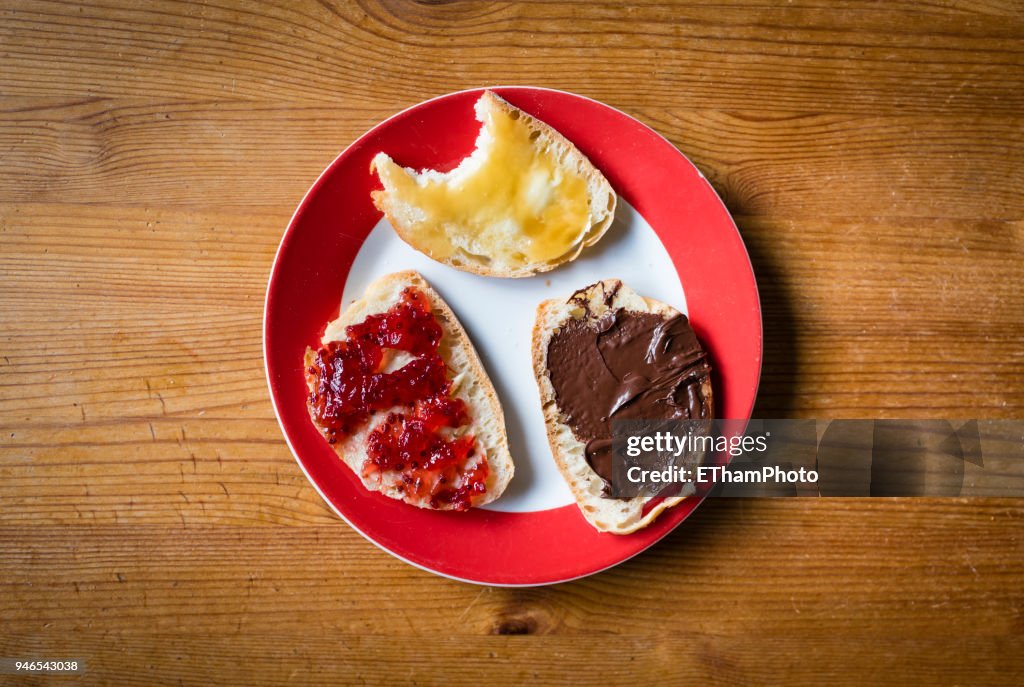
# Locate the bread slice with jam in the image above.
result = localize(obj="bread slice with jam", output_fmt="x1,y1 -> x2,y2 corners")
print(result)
305,271 -> 513,510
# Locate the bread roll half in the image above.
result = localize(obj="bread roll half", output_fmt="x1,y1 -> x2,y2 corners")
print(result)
532,279 -> 714,533
371,91 -> 616,278
305,271 -> 513,509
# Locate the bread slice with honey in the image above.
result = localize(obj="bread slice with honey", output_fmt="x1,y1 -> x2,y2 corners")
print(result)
305,270 -> 513,510
371,91 -> 617,278
532,279 -> 714,534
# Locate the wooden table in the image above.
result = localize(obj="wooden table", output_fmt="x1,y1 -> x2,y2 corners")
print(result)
2,1 -> 1022,684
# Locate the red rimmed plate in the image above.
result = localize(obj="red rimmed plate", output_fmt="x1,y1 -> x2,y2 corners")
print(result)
264,87 -> 761,586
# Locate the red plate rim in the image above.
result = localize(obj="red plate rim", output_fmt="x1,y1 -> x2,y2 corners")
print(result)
263,86 -> 762,586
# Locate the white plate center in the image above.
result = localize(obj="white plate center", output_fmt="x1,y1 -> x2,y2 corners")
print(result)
342,198 -> 686,513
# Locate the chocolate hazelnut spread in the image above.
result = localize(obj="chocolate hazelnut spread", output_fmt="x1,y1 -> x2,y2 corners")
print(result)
546,296 -> 713,486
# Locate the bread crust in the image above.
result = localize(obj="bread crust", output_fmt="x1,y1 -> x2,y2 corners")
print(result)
371,91 -> 617,278
305,270 -> 513,509
531,279 -> 713,534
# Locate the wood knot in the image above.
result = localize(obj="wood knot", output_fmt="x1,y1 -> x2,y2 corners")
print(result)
492,616 -> 537,635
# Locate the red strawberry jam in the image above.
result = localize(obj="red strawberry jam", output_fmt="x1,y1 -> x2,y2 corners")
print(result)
307,287 -> 488,510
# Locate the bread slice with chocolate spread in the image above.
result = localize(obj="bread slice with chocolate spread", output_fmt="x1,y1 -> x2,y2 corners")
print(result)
532,279 -> 713,533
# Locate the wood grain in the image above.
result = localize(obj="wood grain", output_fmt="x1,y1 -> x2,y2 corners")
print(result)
3,501 -> 1023,636
1,0 -> 1022,685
